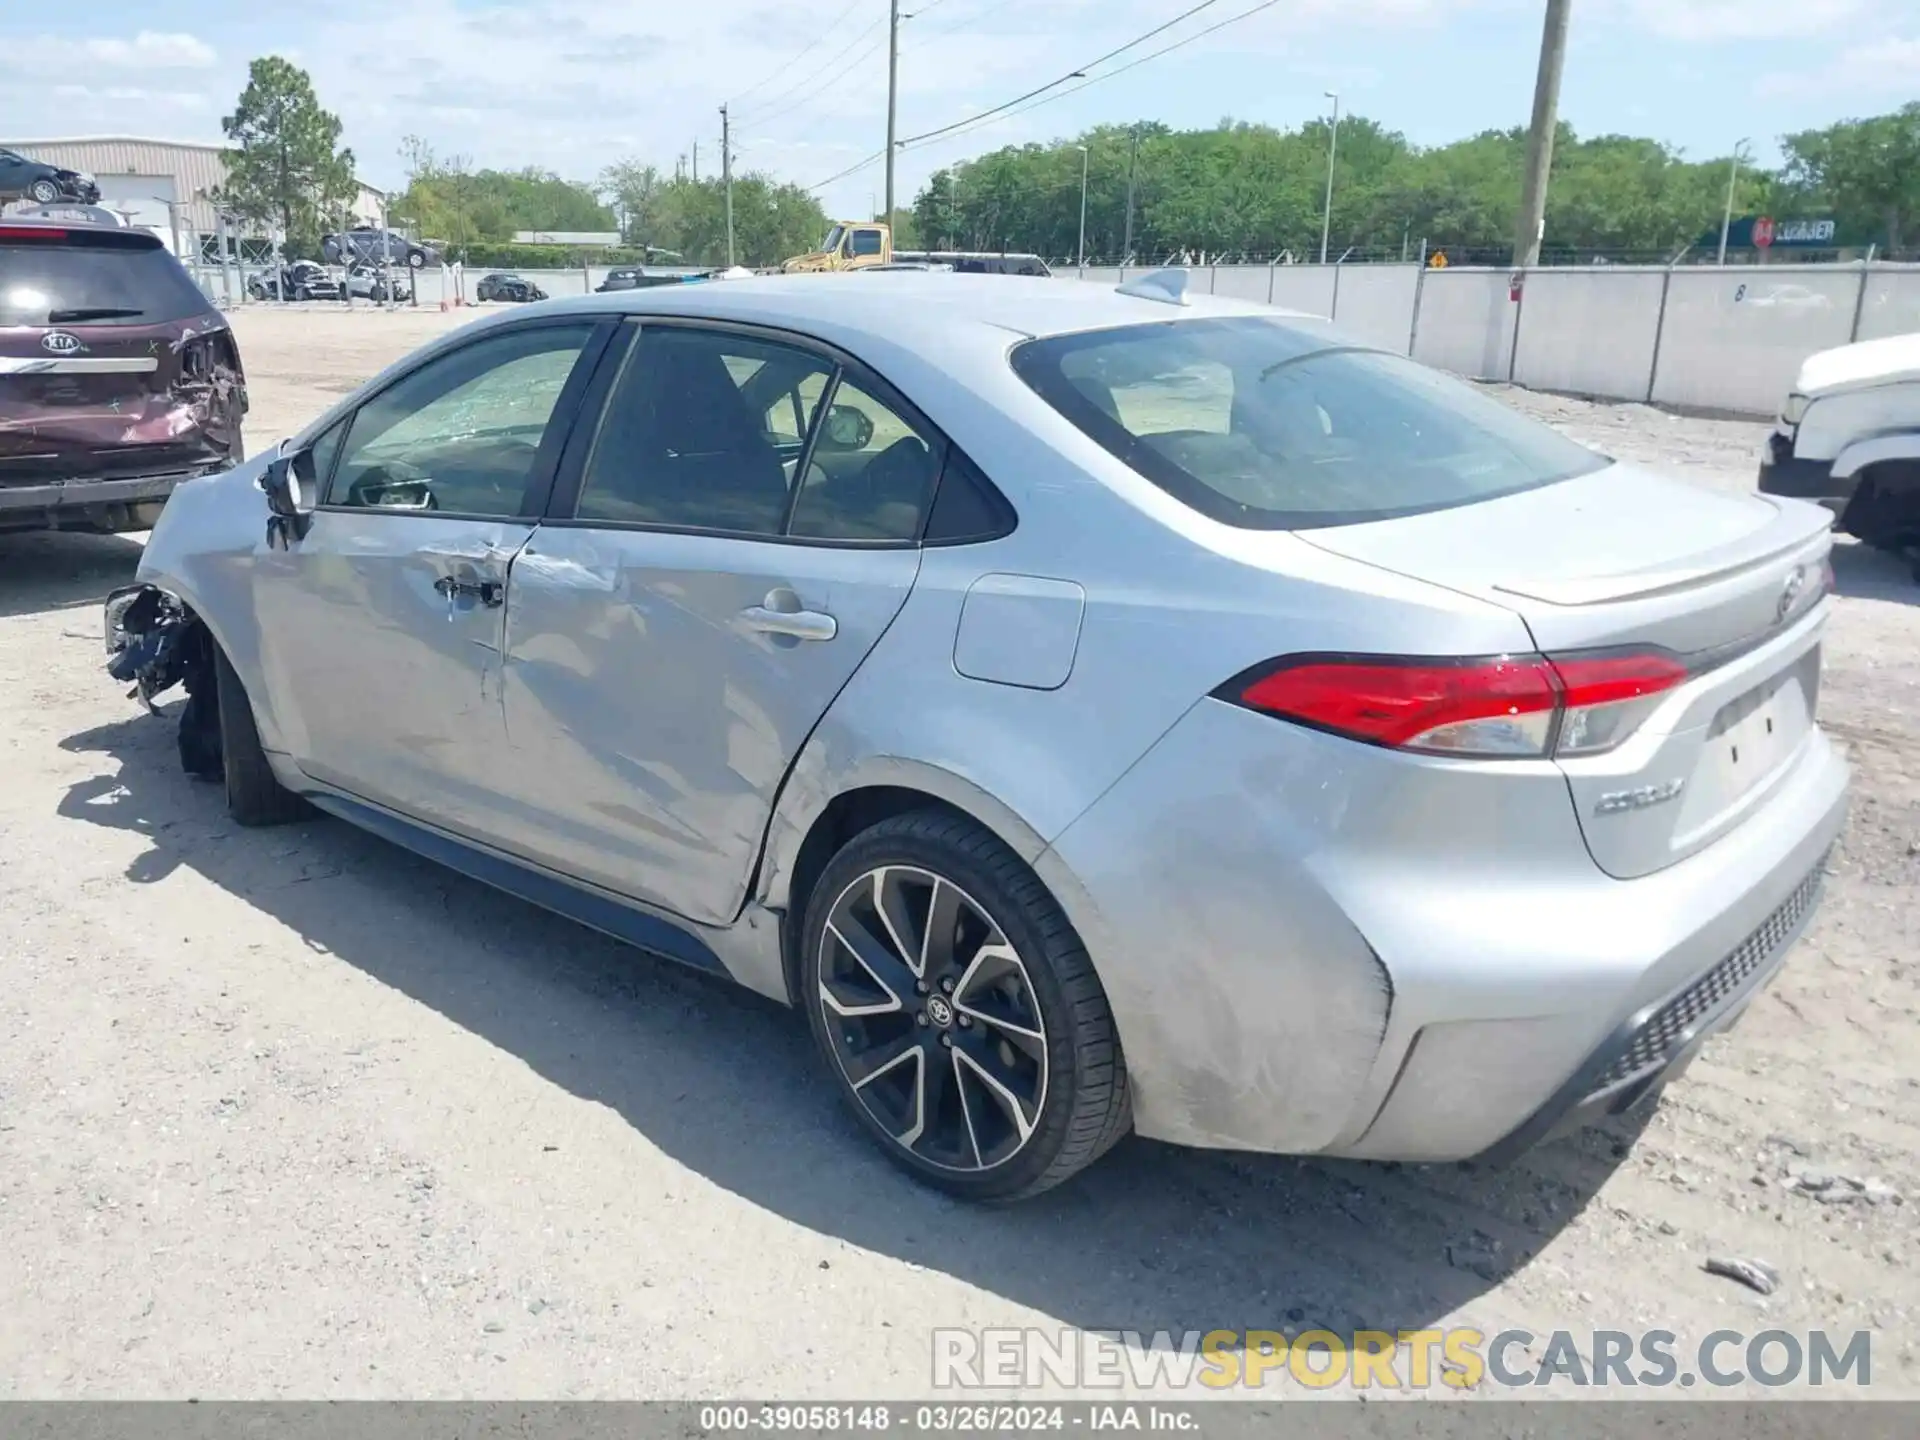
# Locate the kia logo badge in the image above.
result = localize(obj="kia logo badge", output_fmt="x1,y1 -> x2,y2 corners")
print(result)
41,331 -> 85,356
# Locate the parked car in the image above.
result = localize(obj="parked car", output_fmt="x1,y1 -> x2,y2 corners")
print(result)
0,147 -> 100,205
343,265 -> 411,303
1759,330 -> 1920,575
102,270 -> 1846,1200
0,218 -> 245,536
595,267 -> 697,292
322,227 -> 436,269
246,261 -> 341,302
476,272 -> 547,303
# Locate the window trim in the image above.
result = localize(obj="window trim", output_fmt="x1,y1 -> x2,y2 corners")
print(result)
311,316 -> 616,524
542,314 -> 1015,551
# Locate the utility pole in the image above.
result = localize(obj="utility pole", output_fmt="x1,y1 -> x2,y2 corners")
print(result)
1512,0 -> 1572,268
720,104 -> 735,267
1075,144 -> 1089,274
884,0 -> 901,224
1319,91 -> 1340,265
1717,138 -> 1749,266
1121,126 -> 1140,267
692,140 -> 699,183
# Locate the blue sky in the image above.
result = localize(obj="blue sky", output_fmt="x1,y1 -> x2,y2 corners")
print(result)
1,0 -> 1913,221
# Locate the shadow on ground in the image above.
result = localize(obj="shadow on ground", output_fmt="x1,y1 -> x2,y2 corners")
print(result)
1830,536 -> 1918,607
0,531 -> 144,621
59,708 -> 1650,1343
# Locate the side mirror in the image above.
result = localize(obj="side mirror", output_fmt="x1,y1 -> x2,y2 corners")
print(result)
819,404 -> 875,453
261,442 -> 317,547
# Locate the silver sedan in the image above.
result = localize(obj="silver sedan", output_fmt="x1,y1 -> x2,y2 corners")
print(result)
104,272 -> 1848,1199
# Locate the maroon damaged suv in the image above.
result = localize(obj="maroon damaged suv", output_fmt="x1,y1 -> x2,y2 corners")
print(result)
1,219 -> 246,535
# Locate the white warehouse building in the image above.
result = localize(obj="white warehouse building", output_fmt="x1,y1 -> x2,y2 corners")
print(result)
0,135 -> 387,254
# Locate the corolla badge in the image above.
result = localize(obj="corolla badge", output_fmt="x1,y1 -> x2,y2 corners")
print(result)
1775,567 -> 1806,624
41,331 -> 86,356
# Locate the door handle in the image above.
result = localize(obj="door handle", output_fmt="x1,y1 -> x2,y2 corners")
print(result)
739,603 -> 837,642
433,575 -> 505,607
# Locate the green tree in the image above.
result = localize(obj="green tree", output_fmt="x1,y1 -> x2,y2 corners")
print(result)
220,56 -> 356,256
1781,104 -> 1920,252
598,164 -> 827,266
397,138 -> 612,250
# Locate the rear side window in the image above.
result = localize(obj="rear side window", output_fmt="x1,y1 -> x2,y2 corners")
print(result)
0,235 -> 211,327
1010,316 -> 1608,530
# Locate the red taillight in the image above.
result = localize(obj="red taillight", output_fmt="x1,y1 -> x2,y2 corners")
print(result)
1224,649 -> 1688,759
0,225 -> 68,240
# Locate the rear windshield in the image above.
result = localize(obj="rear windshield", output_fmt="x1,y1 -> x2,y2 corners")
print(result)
0,236 -> 211,327
1010,316 -> 1608,529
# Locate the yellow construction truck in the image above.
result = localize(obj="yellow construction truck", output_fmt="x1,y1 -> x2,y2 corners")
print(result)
781,221 -> 1052,275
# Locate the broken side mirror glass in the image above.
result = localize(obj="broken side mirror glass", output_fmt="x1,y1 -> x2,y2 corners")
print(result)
261,441 -> 317,547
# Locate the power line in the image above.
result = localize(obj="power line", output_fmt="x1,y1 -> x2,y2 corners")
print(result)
728,0 -> 867,109
904,0 -> 1021,47
902,0 -> 1288,152
807,146 -> 889,192
735,15 -> 886,125
896,0 -> 1228,149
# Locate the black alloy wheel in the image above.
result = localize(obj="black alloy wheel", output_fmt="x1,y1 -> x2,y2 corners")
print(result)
802,810 -> 1131,1200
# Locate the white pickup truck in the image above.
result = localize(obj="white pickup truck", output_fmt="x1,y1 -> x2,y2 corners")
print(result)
1759,332 -> 1920,576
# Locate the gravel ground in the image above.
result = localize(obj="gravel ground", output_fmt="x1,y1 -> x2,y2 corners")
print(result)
1,307 -> 1915,1399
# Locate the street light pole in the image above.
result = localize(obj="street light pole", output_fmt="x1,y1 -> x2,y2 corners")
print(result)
1076,144 -> 1089,274
720,103 -> 735,267
1121,126 -> 1139,267
1319,91 -> 1340,265
1717,138 -> 1749,267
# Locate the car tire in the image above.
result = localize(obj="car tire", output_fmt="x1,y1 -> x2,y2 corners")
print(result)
407,250 -> 426,268
28,178 -> 59,203
212,644 -> 310,827
800,808 -> 1131,1201
293,285 -> 310,302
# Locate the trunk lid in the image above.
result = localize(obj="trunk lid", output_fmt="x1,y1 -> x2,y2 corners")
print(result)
1298,464 -> 1833,878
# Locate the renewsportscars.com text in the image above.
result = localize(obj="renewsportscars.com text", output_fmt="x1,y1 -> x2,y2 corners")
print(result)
932,1327 -> 1873,1391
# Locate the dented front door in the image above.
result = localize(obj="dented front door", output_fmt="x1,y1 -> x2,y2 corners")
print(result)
253,513 -> 534,839
249,319 -> 603,841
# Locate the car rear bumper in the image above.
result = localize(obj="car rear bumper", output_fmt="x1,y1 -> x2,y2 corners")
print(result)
1039,691 -> 1849,1162
0,469 -> 200,521
1758,429 -> 1853,510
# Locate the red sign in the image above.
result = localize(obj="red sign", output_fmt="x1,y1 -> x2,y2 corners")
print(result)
1509,272 -> 1524,301
1753,216 -> 1775,250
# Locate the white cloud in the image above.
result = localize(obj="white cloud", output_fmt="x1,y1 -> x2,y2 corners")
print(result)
1757,35 -> 1920,97
7,30 -> 219,72
1618,0 -> 1867,40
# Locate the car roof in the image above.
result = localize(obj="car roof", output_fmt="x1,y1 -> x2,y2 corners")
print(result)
531,270 -> 1298,344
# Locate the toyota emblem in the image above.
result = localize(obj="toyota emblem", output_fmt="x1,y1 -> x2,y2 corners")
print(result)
41,331 -> 85,356
1775,567 -> 1806,624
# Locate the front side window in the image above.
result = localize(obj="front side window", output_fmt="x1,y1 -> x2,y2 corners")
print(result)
850,228 -> 884,257
1011,317 -> 1609,529
326,324 -> 594,515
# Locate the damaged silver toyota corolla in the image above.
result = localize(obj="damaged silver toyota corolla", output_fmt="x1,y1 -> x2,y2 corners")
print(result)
105,273 -> 1848,1200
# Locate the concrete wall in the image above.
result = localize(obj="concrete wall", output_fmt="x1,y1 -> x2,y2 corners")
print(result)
1649,267 -> 1862,414
1411,269 -> 1516,381
1329,265 -> 1420,354
1072,260 -> 1920,416
1511,268 -> 1667,401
